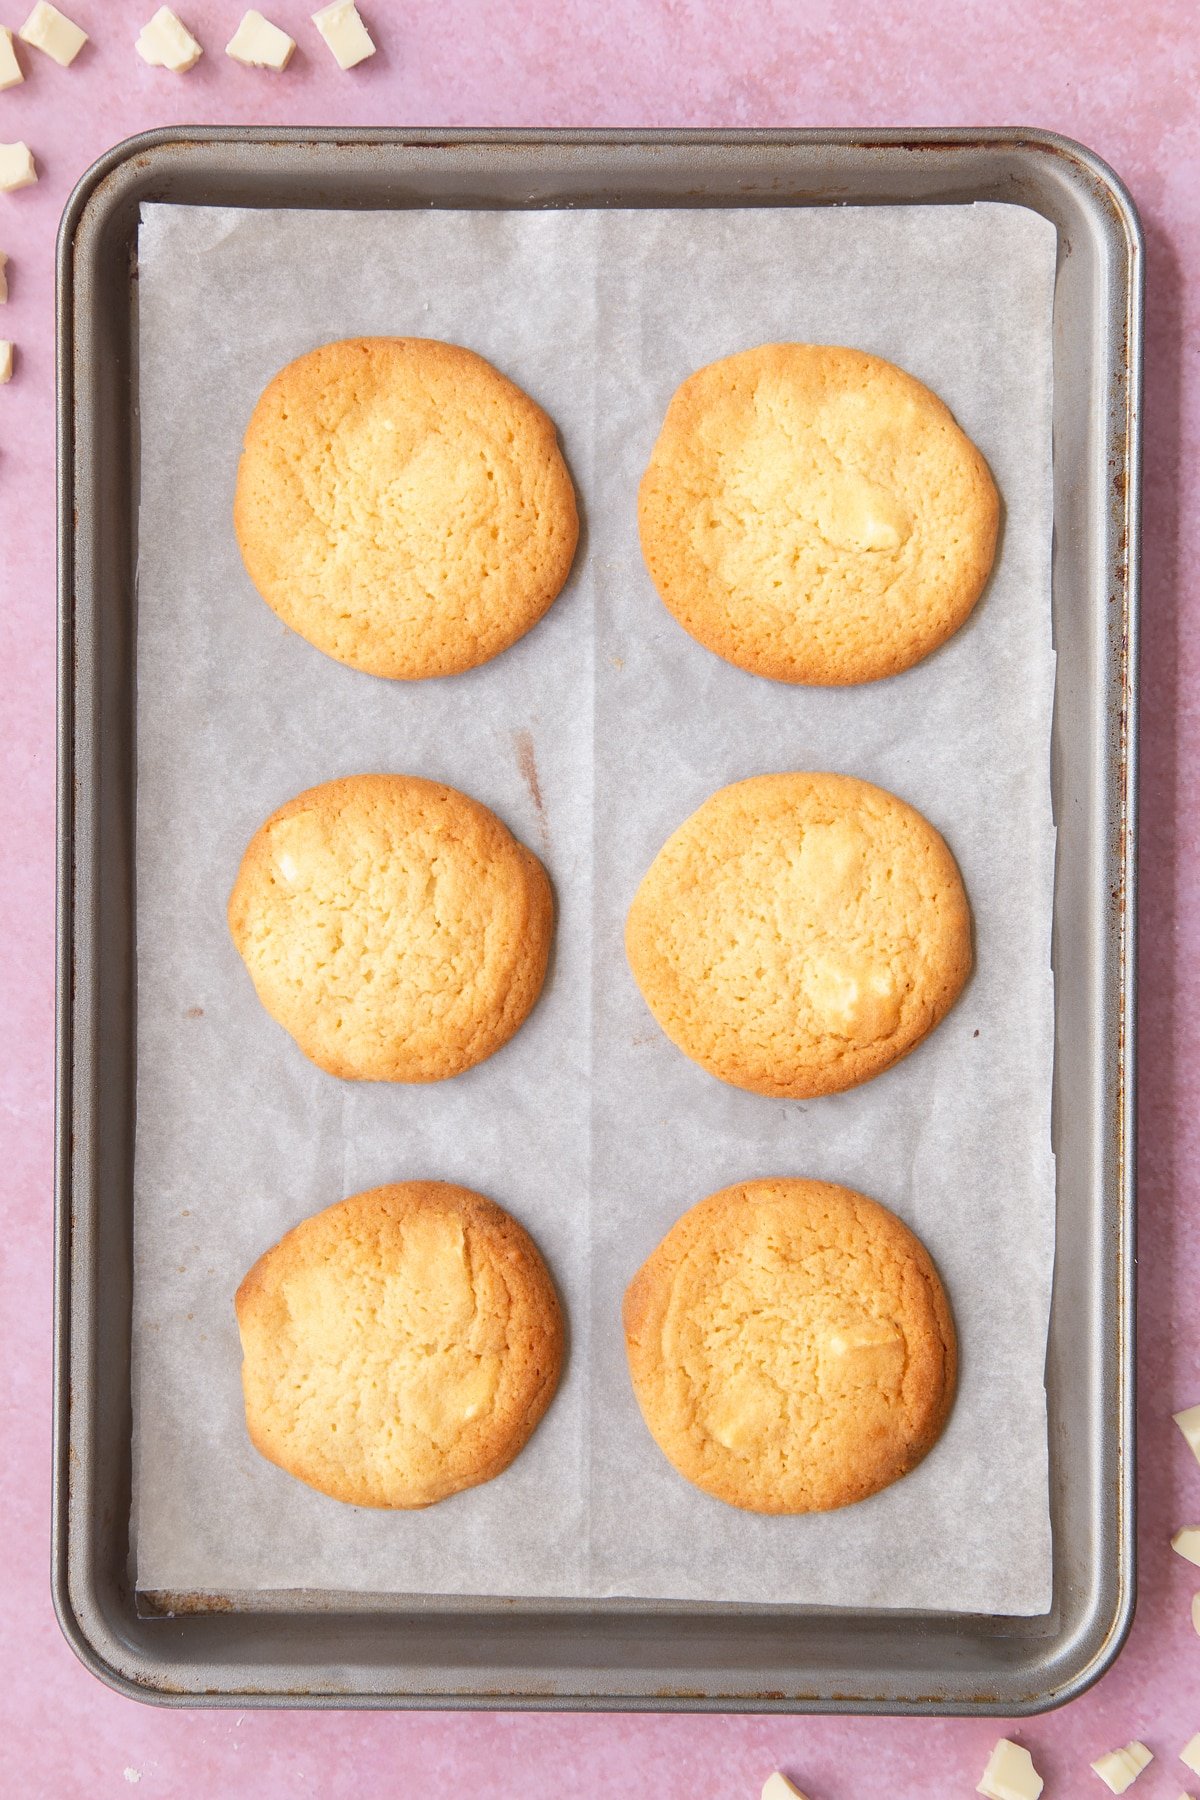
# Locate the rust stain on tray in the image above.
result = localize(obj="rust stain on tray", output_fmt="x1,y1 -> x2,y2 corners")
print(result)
140,1590 -> 235,1617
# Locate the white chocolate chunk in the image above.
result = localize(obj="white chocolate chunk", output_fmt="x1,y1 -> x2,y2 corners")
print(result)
226,9 -> 295,69
977,1738 -> 1044,1800
762,1777 -> 810,1800
1184,1736 -> 1200,1777
0,341 -> 12,383
0,26 -> 24,88
1173,1527 -> 1200,1567
0,143 -> 38,193
136,8 -> 203,72
1175,1403 -> 1200,1466
1091,1743 -> 1153,1792
761,1775 -> 808,1800
0,253 -> 8,303
311,0 -> 375,69
18,2 -> 87,66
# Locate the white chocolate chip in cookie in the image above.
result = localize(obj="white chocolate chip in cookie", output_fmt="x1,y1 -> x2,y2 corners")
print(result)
815,471 -> 910,554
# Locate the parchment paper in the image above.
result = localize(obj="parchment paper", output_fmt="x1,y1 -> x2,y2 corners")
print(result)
132,200 -> 1057,1613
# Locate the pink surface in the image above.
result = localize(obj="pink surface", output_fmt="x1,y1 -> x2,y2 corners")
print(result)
0,1 -> 1196,1793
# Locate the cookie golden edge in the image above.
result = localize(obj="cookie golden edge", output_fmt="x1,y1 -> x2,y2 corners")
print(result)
622,1179 -> 958,1515
624,771 -> 974,1099
235,1181 -> 565,1509
233,336 -> 580,680
637,343 -> 1000,686
227,773 -> 555,1084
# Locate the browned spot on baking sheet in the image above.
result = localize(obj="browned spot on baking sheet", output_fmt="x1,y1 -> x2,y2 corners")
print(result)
185,1006 -> 204,1018
513,727 -> 550,853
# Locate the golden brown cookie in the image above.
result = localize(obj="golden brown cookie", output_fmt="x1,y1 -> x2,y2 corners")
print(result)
638,343 -> 999,684
234,337 -> 579,679
623,1178 -> 956,1513
236,1182 -> 564,1508
228,774 -> 553,1082
626,772 -> 971,1097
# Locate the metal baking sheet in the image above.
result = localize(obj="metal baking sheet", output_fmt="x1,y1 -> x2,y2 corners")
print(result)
54,129 -> 1140,1712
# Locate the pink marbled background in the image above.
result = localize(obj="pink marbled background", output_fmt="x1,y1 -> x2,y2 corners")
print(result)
1,1 -> 1196,1793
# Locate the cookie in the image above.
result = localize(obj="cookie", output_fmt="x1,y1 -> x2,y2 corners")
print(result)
234,337 -> 579,679
623,1178 -> 956,1513
626,772 -> 971,1097
228,774 -> 553,1082
638,344 -> 999,685
236,1182 -> 564,1508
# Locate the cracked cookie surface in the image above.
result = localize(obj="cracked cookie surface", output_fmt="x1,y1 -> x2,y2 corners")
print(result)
623,1177 -> 956,1514
234,337 -> 579,679
228,774 -> 553,1082
638,343 -> 999,685
236,1182 -> 564,1508
625,771 -> 971,1098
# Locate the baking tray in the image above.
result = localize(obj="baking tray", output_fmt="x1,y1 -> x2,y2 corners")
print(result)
54,128 -> 1141,1713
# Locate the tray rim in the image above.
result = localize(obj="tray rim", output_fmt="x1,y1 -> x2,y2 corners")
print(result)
53,123 -> 1141,1714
